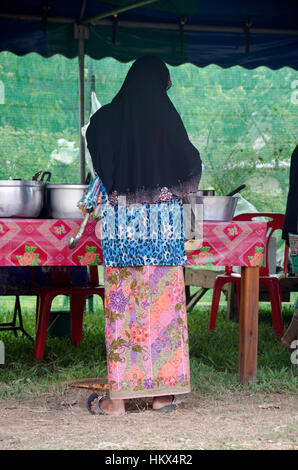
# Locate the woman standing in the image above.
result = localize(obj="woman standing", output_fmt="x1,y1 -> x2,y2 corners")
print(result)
282,144 -> 298,247
86,56 -> 202,415
282,144 -> 298,349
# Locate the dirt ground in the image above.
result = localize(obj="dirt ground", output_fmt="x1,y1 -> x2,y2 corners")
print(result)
0,389 -> 297,451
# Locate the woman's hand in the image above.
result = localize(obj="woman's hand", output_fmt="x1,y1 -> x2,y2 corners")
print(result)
184,238 -> 203,256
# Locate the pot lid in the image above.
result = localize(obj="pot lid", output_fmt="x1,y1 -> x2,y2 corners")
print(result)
0,180 -> 43,187
46,184 -> 88,189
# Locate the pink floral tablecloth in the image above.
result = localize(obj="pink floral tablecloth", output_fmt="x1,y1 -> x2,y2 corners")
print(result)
187,221 -> 267,267
0,219 -> 103,266
0,219 -> 267,267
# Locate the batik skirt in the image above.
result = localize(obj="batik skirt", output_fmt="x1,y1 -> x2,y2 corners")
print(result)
104,265 -> 191,399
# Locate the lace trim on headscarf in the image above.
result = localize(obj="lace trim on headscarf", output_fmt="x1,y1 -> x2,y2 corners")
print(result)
110,174 -> 202,205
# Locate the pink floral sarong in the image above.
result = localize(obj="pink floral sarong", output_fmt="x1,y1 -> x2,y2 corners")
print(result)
104,265 -> 191,399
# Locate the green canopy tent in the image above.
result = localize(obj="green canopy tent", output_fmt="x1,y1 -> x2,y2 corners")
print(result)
0,0 -> 297,384
1,0 -> 297,182
1,0 -> 203,181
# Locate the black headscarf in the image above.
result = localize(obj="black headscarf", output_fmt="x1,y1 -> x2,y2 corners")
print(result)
86,56 -> 202,203
282,144 -> 298,245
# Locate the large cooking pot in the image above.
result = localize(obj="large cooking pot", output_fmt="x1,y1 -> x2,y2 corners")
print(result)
0,180 -> 45,217
184,185 -> 246,223
43,184 -> 88,219
189,195 -> 238,221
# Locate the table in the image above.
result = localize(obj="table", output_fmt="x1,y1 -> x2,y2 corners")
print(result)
186,220 -> 267,383
0,218 -> 267,383
0,218 -> 102,266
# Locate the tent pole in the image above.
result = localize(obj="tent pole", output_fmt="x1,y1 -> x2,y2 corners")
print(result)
75,23 -> 89,184
78,1 -> 88,184
78,36 -> 85,184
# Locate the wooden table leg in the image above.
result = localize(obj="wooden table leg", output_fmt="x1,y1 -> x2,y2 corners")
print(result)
239,266 -> 260,383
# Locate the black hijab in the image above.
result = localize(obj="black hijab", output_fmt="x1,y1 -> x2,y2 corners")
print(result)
282,144 -> 298,245
86,56 -> 202,203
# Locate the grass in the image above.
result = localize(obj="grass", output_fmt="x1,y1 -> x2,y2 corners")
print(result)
0,294 -> 297,399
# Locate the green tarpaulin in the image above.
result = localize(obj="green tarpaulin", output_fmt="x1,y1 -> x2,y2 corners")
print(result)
0,52 -> 297,218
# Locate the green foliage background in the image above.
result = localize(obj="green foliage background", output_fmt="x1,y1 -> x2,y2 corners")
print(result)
0,52 -> 297,215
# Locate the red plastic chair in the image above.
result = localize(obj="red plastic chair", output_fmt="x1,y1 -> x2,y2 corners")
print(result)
208,213 -> 289,337
32,266 -> 104,360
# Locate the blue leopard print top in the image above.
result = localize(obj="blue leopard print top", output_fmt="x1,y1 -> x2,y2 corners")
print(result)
96,180 -> 187,267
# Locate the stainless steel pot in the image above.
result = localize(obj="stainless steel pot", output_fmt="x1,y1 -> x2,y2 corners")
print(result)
187,195 -> 239,222
0,180 -> 44,218
183,184 -> 245,225
44,184 -> 88,219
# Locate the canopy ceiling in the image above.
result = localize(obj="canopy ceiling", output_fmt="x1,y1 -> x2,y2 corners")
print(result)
0,0 -> 297,69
